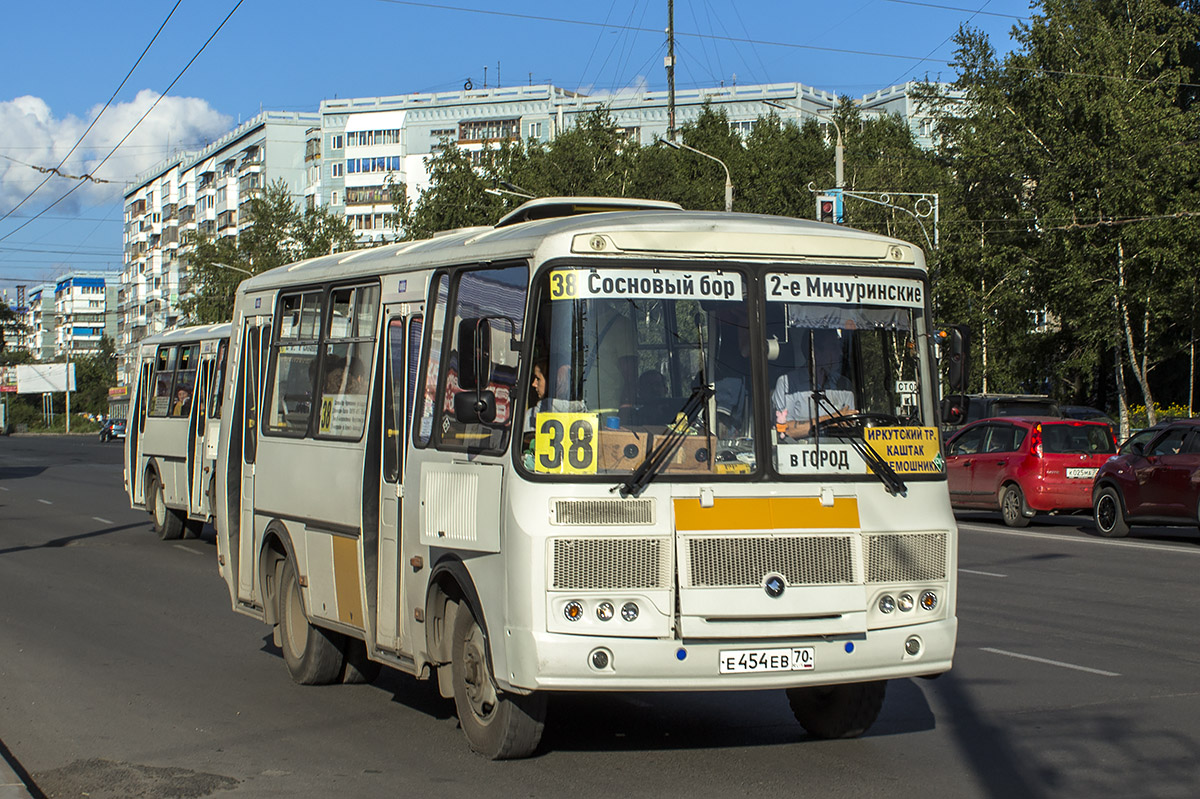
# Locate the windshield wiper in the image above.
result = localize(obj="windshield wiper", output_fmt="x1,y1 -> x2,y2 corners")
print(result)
811,392 -> 907,496
616,382 -> 714,498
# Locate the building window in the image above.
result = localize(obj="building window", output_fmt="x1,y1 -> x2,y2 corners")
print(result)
331,134 -> 343,150
528,122 -> 542,139
459,118 -> 519,142
332,162 -> 343,178
331,190 -> 340,205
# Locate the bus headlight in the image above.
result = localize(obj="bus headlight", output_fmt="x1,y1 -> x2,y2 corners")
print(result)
564,601 -> 584,622
878,595 -> 896,614
621,602 -> 639,622
919,590 -> 938,611
596,602 -> 615,621
898,593 -> 915,612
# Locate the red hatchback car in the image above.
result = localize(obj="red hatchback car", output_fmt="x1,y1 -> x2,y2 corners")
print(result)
1092,419 -> 1200,537
945,417 -> 1118,527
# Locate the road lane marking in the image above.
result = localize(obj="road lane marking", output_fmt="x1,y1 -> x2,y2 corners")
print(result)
92,516 -> 114,525
0,486 -> 9,490
981,647 -> 1120,677
958,523 -> 1200,555
960,568 -> 1007,578
173,544 -> 202,555
37,499 -> 53,505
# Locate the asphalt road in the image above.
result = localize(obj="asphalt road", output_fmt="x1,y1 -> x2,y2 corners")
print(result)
2,435 -> 1199,798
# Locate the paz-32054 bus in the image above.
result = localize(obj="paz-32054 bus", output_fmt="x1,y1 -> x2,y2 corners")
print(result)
212,197 -> 957,758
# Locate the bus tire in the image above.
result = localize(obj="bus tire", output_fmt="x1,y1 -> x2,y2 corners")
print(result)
451,602 -> 545,759
149,475 -> 183,540
278,557 -> 345,685
341,638 -> 383,684
787,680 -> 887,739
1093,486 -> 1130,538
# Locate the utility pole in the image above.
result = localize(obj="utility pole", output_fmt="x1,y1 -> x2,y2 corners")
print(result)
666,0 -> 676,141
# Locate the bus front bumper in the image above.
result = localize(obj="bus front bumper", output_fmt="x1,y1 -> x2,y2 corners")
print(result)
501,616 -> 957,692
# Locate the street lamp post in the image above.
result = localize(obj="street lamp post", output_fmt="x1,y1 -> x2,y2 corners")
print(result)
662,139 -> 733,212
210,261 -> 254,277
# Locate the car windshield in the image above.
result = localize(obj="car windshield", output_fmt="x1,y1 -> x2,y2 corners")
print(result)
1042,424 -> 1114,454
521,265 -> 757,477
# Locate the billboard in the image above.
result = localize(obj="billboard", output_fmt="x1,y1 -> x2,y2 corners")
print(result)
16,363 -> 76,394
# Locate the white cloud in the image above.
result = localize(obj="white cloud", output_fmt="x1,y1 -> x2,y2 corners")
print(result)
0,90 -> 231,213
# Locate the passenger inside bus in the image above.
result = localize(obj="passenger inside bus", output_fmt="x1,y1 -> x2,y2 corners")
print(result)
171,387 -> 191,417
772,327 -> 857,440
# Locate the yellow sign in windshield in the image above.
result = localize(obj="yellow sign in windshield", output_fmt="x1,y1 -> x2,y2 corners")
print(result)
864,426 -> 944,474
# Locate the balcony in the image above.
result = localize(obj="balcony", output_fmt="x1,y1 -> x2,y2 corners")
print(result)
163,203 -> 177,221
217,210 -> 236,230
178,205 -> 195,224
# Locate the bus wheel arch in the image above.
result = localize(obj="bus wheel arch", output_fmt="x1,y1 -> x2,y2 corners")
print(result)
145,462 -> 183,540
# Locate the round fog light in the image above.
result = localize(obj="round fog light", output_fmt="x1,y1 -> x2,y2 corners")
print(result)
590,648 -> 611,669
878,595 -> 896,614
898,593 -> 915,612
905,636 -> 922,656
564,601 -> 584,622
621,602 -> 639,622
920,590 -> 938,611
597,602 -> 615,621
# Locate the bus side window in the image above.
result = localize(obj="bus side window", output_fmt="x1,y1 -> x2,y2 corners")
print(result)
383,316 -> 406,483
415,274 -> 449,447
151,345 -> 177,417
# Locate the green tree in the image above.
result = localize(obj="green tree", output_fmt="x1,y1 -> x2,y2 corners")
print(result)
181,179 -> 358,322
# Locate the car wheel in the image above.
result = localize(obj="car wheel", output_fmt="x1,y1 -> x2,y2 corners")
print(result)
787,681 -> 887,739
1094,486 -> 1130,538
278,557 -> 345,685
1000,484 -> 1031,528
451,601 -> 546,759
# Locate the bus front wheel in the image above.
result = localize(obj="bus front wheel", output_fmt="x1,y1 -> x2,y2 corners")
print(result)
451,602 -> 545,759
278,557 -> 345,685
787,680 -> 887,739
148,475 -> 183,541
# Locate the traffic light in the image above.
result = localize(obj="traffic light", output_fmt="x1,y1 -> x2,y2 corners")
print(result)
816,194 -> 836,224
936,325 -> 971,393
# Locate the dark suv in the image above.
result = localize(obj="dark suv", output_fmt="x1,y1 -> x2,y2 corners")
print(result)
1092,419 -> 1200,537
942,393 -> 1061,432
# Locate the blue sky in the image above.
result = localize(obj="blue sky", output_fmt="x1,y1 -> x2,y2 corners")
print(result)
0,0 -> 1028,298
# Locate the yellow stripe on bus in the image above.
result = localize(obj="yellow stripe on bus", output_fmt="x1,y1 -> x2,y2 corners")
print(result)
331,535 -> 364,629
673,497 -> 859,531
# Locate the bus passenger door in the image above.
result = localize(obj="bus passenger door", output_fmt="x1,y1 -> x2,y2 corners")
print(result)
377,312 -> 421,654
238,321 -> 267,603
126,358 -> 153,506
190,354 -> 216,518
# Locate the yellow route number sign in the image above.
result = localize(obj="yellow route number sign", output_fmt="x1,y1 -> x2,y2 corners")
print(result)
535,412 -> 598,474
548,270 -> 580,300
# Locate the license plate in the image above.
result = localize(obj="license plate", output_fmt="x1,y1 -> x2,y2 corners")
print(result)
1066,467 -> 1097,479
719,647 -> 815,674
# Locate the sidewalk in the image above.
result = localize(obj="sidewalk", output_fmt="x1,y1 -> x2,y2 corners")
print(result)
0,751 -> 34,799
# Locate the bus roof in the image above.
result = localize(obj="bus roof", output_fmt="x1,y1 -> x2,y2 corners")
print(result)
237,201 -> 924,293
135,322 -> 232,348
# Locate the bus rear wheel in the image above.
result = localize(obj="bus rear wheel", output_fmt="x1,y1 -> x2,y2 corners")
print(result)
148,475 -> 183,540
787,680 -> 887,739
451,602 -> 545,759
278,557 -> 345,685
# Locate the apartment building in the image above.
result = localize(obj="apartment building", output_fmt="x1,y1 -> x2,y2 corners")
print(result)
53,273 -> 120,358
120,111 -> 318,379
22,285 -> 55,361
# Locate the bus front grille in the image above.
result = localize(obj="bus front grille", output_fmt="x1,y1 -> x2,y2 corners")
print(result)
551,537 -> 671,590
684,535 -> 858,588
864,532 -> 947,583
552,498 -> 655,526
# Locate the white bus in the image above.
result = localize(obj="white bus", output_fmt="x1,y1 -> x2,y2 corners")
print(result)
126,323 -> 231,539
213,198 -> 957,758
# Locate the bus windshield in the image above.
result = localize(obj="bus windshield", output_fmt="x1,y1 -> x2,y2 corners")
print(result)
763,271 -> 934,477
523,265 -> 757,477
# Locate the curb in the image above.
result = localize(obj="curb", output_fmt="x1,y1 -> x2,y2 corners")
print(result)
0,743 -> 35,799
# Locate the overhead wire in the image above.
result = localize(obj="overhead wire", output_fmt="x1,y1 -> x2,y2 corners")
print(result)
0,0 -> 246,246
0,0 -> 184,227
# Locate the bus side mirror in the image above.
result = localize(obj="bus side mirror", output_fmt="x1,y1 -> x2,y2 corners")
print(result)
454,317 -> 498,424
